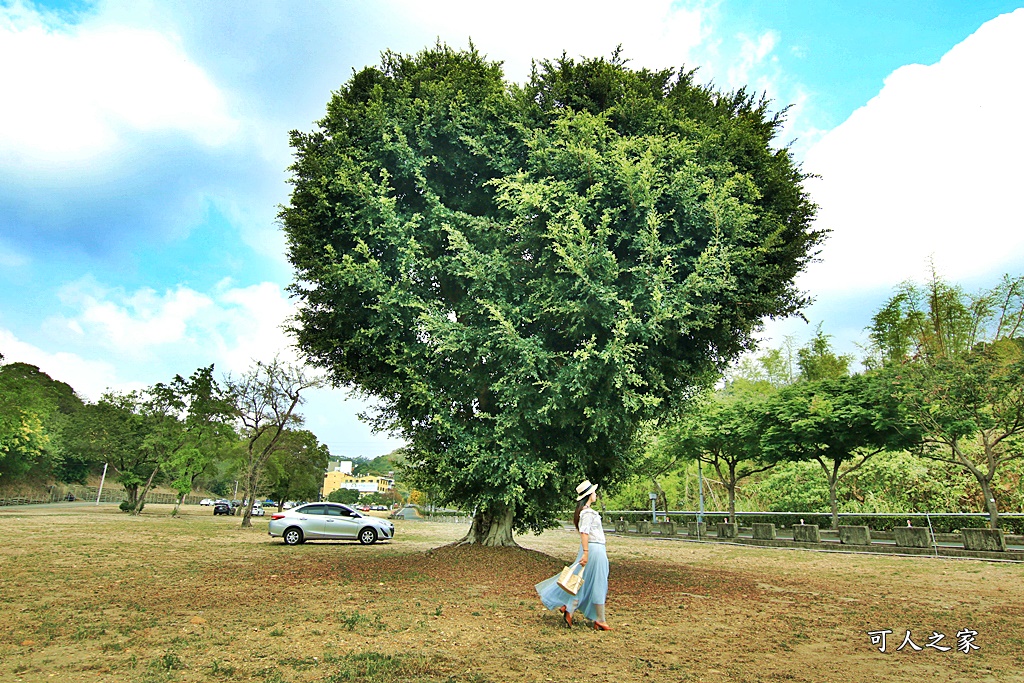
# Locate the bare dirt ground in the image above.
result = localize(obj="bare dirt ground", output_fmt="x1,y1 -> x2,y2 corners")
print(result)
1,503 -> 1022,683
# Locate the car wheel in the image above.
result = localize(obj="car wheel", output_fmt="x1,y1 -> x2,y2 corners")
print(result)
358,527 -> 378,545
283,527 -> 304,546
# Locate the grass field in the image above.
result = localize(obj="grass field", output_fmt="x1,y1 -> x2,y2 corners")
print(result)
2,503 -> 1023,683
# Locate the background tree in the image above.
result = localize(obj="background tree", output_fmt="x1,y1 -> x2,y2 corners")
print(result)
65,392 -> 152,507
352,452 -> 400,477
866,267 -> 1023,366
868,270 -> 1024,529
0,359 -> 84,487
160,366 -> 237,516
227,357 -> 324,528
839,450 -> 976,514
127,366 -> 235,515
891,338 -> 1024,529
680,383 -> 776,519
264,429 -> 331,508
327,487 -> 360,504
282,44 -> 822,545
796,326 -> 852,382
759,372 -> 913,529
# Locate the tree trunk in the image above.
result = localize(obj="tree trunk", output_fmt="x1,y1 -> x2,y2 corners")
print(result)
977,476 -> 1000,530
457,504 -> 517,547
172,491 -> 185,517
132,464 -> 160,516
829,482 -> 839,531
726,461 -> 738,520
817,457 -> 840,530
240,484 -> 258,528
953,438 -> 1001,530
239,469 -> 258,528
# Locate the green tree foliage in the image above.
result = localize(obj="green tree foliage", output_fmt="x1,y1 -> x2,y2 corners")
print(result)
358,492 -> 394,507
265,429 -> 331,508
890,338 -> 1024,529
840,451 -> 976,514
351,452 -> 400,477
759,372 -> 914,529
125,366 -> 235,515
747,460 -> 831,513
157,366 -> 237,516
0,359 -> 84,485
869,270 -> 1024,528
281,44 -> 822,544
327,487 -> 360,504
669,382 -> 777,518
867,268 -> 1024,365
66,392 -> 152,505
796,326 -> 852,381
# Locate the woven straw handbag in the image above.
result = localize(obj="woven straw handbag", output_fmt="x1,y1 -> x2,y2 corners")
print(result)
557,562 -> 585,595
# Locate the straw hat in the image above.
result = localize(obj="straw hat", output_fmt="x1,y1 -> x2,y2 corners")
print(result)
576,479 -> 598,501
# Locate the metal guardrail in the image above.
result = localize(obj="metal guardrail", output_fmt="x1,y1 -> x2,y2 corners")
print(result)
601,510 -> 1024,519
422,514 -> 472,524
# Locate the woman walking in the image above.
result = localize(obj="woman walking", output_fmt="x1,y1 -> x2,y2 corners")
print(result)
535,479 -> 612,631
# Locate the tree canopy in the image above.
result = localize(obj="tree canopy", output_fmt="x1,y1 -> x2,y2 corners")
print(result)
868,270 -> 1024,528
0,360 -> 84,484
282,44 -> 822,543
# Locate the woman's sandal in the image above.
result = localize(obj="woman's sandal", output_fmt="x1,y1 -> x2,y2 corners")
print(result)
593,621 -> 612,631
558,605 -> 573,627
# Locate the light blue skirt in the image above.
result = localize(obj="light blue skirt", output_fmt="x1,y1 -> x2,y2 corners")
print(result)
535,543 -> 608,622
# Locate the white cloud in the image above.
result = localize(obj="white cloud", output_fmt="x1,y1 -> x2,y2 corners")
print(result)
388,0 -> 709,83
211,281 -> 298,373
43,278 -> 301,373
727,30 -> 778,88
0,328 -> 124,400
0,0 -> 238,169
799,8 -> 1024,295
53,278 -> 215,355
6,277 -> 404,457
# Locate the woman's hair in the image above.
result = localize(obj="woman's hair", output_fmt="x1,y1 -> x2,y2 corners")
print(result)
573,496 -> 590,531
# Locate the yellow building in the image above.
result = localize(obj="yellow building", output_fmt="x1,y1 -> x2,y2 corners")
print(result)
323,470 -> 395,498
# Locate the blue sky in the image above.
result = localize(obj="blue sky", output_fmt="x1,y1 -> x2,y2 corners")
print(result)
2,0 -> 1023,458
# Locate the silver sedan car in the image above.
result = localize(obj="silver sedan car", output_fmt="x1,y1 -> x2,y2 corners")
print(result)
268,502 -> 394,545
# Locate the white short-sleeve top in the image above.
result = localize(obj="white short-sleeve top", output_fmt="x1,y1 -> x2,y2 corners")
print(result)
578,507 -> 606,544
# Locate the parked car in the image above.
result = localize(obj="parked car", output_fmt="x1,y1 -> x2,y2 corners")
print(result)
250,503 -> 265,517
199,498 -> 214,506
213,501 -> 234,516
268,502 -> 394,546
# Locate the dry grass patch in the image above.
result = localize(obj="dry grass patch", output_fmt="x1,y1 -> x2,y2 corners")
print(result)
2,503 -> 1023,682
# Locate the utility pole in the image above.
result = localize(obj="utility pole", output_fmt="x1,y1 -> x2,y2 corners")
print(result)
95,463 -> 108,505
698,459 -> 705,525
